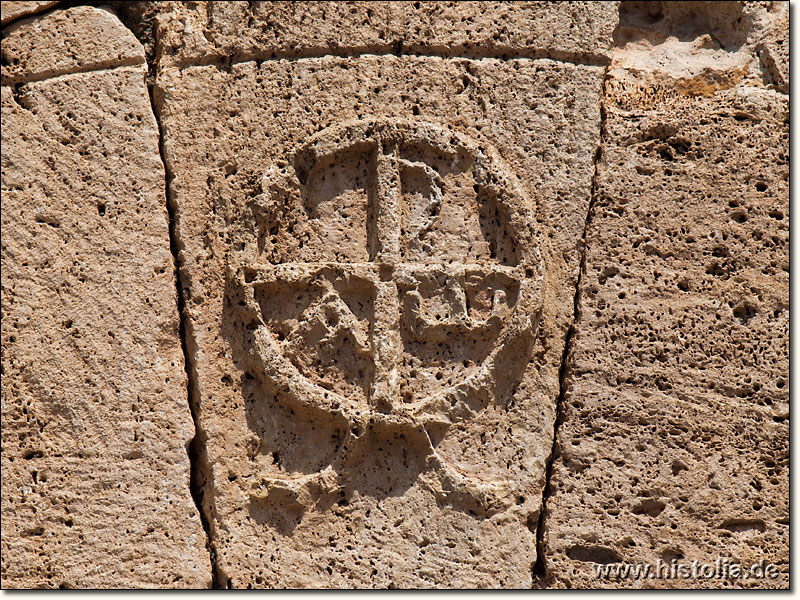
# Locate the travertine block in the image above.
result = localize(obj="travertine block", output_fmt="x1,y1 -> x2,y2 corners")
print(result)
1,5 -> 145,84
157,55 -> 604,587
543,88 -> 789,590
153,1 -> 619,68
1,6 -> 209,589
540,1 -> 789,588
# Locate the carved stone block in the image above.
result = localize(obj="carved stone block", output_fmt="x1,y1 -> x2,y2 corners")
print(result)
157,56 -> 604,587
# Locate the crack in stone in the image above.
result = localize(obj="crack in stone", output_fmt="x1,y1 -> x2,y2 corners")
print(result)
531,64 -> 610,589
106,10 -> 220,586
146,78 -> 222,589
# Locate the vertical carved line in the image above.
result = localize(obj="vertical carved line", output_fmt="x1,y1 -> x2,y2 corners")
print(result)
370,139 -> 403,412
373,139 -> 402,263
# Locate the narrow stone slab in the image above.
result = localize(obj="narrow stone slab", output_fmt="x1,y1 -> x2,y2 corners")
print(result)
0,1 -> 59,26
543,90 -> 789,591
153,1 -> 619,67
1,5 -> 145,84
157,54 -> 603,587
0,9 -> 210,588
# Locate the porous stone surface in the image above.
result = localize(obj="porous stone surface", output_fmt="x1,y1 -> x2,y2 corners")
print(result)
539,0 -> 789,590
1,0 -> 789,590
151,1 -> 618,68
0,1 -> 59,26
754,2 -> 789,93
1,5 -> 209,589
1,5 -> 145,84
156,50 -> 604,586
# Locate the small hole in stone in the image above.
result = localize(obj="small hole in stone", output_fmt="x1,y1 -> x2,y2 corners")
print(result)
730,210 -> 747,223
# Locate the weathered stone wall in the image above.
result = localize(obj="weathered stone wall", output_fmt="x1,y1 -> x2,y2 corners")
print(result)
1,1 -> 788,589
1,4 -> 210,588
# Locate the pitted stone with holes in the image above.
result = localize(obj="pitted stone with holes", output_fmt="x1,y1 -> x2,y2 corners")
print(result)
229,119 -> 543,516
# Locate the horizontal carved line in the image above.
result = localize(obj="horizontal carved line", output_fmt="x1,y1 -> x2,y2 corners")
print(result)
163,45 -> 611,74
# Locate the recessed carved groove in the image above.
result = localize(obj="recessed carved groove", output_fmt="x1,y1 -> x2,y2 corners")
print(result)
0,56 -> 146,86
165,46 -> 611,73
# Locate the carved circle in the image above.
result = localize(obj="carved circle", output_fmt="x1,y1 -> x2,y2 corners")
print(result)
233,119 -> 543,428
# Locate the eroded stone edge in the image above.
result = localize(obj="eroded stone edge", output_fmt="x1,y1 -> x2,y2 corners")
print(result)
0,1 -> 60,27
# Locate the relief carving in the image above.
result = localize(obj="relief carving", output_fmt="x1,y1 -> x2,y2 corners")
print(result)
226,119 -> 543,526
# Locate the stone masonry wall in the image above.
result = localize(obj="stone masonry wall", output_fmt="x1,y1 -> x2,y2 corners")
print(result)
1,1 -> 788,589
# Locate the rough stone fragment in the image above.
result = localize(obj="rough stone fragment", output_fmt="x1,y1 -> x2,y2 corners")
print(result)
0,9 -> 209,588
608,1 -> 788,105
153,1 -> 619,68
540,1 -> 789,589
0,1 -> 59,26
1,5 -> 145,84
156,54 -> 603,587
754,2 -> 788,93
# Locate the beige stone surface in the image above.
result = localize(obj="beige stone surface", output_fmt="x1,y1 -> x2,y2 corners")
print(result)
0,1 -> 59,26
156,53 -> 604,587
1,5 -> 145,84
152,1 -> 619,68
1,0 -> 790,590
609,1 -> 789,102
0,6 -> 209,589
539,1 -> 789,589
